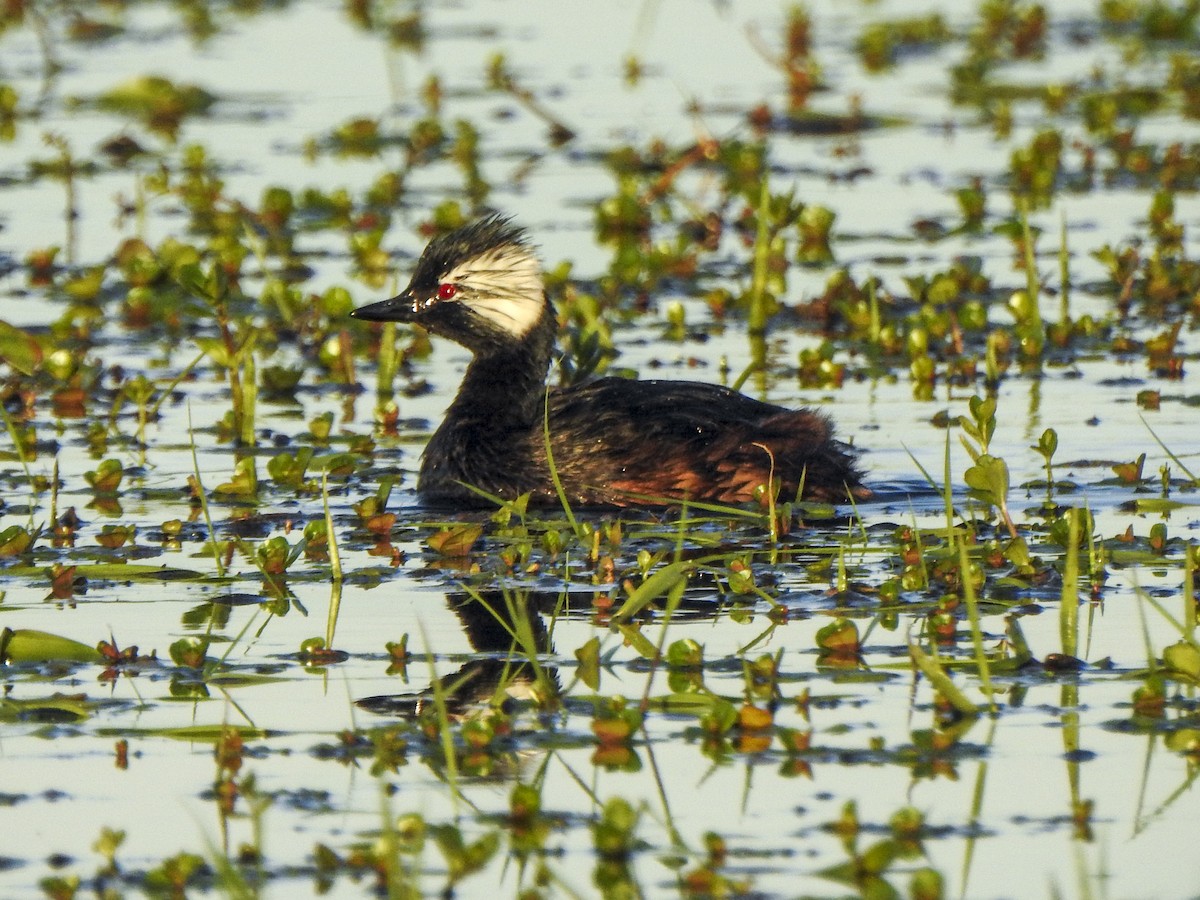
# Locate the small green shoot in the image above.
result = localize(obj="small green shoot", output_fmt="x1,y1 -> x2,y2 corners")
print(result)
1060,508 -> 1082,660
958,537 -> 995,711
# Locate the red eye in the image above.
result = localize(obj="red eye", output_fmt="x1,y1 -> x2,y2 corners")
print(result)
436,283 -> 457,301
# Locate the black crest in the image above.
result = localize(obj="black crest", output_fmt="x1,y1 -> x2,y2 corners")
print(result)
408,215 -> 531,290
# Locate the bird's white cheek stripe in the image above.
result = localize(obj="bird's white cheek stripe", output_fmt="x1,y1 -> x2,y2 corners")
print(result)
469,294 -> 544,337
443,247 -> 544,338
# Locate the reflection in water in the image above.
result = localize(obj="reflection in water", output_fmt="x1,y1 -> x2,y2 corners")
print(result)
357,590 -> 562,719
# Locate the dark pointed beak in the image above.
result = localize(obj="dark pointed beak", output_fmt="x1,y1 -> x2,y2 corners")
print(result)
350,289 -> 428,322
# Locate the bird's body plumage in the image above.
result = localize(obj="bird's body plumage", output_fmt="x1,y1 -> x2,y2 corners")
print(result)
352,216 -> 866,508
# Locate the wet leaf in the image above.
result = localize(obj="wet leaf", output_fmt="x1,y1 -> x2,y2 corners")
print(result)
1112,453 -> 1146,484
650,692 -> 720,713
0,525 -> 35,557
860,838 -> 901,875
963,453 -> 1009,506
0,627 -> 104,664
1163,640 -> 1200,681
103,724 -> 270,742
0,694 -> 96,722
215,457 -> 257,497
612,560 -> 692,621
574,635 -> 601,690
7,563 -> 203,581
0,319 -> 44,375
84,458 -> 125,494
816,617 -> 861,658
1132,498 -> 1187,513
430,825 -> 500,883
96,75 -> 216,138
614,622 -> 659,660
426,522 -> 482,557
666,638 -> 703,668
909,641 -> 979,717
1164,729 -> 1200,755
95,525 -> 135,549
267,447 -> 314,488
737,704 -> 773,731
169,636 -> 211,668
320,452 -> 359,478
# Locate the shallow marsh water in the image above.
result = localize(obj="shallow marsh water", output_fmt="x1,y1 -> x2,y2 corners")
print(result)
1,1 -> 1198,898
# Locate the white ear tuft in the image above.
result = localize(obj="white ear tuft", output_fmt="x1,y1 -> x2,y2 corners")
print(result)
444,242 -> 545,337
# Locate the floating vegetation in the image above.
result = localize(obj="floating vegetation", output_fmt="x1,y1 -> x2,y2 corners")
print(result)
0,1 -> 1197,898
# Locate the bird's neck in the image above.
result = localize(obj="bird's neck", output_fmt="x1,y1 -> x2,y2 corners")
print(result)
443,302 -> 556,431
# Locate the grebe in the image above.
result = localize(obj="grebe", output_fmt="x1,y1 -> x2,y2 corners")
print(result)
351,215 -> 866,507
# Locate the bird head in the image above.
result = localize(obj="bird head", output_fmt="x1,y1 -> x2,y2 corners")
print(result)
351,215 -> 546,350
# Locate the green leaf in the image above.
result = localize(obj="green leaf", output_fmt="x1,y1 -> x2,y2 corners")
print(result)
0,525 -> 35,557
648,692 -> 720,713
215,457 -> 257,496
968,394 -> 995,429
319,452 -> 359,478
1132,498 -> 1187,514
816,617 -> 860,656
1164,640 -> 1200,681
613,623 -> 659,660
267,447 -> 314,487
1033,427 -> 1058,459
908,640 -> 979,717
84,458 -> 125,494
0,319 -> 44,375
194,336 -> 232,368
612,560 -> 692,621
963,453 -> 1009,506
860,838 -> 900,876
4,563 -> 204,582
666,638 -> 703,668
1003,535 -> 1033,571
574,635 -> 601,690
0,694 -> 96,722
0,627 -> 105,664
106,724 -> 269,742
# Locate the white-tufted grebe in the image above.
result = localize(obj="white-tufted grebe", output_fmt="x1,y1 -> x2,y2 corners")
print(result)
351,215 -> 866,507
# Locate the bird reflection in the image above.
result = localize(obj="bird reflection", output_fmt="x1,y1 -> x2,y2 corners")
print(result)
356,589 -> 563,719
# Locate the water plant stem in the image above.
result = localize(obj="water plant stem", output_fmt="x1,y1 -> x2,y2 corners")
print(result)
1141,415 -> 1199,487
1018,198 -> 1043,336
321,472 -> 343,582
187,405 -> 227,579
909,638 -> 978,718
1186,544 -> 1197,636
241,349 -> 257,448
49,455 -> 58,529
959,537 -> 995,710
321,472 -> 343,651
418,621 -> 464,810
543,388 -> 581,539
747,177 -> 772,337
1060,508 -> 1081,659
43,133 -> 78,265
942,429 -> 954,546
1058,211 -> 1070,328
377,321 -> 398,398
